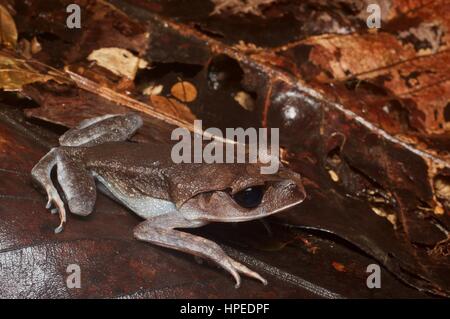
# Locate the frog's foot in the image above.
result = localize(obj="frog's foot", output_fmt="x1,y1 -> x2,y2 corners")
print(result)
32,147 -> 96,233
45,185 -> 66,233
133,214 -> 267,288
228,258 -> 267,287
32,148 -> 66,233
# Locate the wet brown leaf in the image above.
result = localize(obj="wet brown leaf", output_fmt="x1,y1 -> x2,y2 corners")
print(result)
150,94 -> 196,122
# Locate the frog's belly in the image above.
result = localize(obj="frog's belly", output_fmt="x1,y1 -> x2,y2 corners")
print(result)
93,172 -> 176,219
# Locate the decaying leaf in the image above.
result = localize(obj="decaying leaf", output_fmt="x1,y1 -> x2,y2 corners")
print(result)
211,0 -> 277,16
150,95 -> 196,123
143,83 -> 163,96
0,4 -> 17,48
17,37 -> 41,59
434,176 -> 450,203
0,52 -> 55,91
170,81 -> 198,102
328,170 -> 339,182
234,91 -> 255,111
87,47 -> 148,80
66,70 -> 197,130
31,37 -> 42,54
370,206 -> 397,228
331,262 -> 346,272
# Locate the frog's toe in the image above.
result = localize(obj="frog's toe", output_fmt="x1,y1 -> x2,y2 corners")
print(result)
44,186 -> 67,233
233,274 -> 242,289
55,207 -> 67,233
53,206 -> 66,233
221,257 -> 241,288
230,259 -> 267,286
54,221 -> 64,234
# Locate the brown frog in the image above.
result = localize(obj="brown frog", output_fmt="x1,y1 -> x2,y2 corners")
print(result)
31,113 -> 306,287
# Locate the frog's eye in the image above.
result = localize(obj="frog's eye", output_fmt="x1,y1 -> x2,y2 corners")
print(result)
232,186 -> 264,209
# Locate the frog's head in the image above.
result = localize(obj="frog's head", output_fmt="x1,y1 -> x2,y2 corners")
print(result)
178,164 -> 306,223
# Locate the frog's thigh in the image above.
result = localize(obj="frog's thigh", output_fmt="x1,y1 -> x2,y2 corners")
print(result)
59,113 -> 143,147
56,151 -> 96,216
133,214 -> 242,286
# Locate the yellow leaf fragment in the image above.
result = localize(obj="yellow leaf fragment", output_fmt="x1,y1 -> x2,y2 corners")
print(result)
434,205 -> 444,215
328,169 -> 339,182
371,206 -> 397,228
87,47 -> 148,80
143,83 -> 163,96
31,37 -> 42,54
234,91 -> 255,111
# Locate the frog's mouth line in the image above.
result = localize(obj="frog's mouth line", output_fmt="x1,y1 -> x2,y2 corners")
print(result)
192,196 -> 306,223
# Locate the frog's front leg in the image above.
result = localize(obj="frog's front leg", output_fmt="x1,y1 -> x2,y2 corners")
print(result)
31,148 -> 96,233
133,214 -> 267,288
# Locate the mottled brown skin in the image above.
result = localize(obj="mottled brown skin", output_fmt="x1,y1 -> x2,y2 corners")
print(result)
31,113 -> 306,287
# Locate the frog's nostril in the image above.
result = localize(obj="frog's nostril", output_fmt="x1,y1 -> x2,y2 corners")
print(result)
278,170 -> 304,193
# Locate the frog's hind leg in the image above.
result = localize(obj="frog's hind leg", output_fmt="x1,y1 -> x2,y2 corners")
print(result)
59,113 -> 143,147
31,148 -> 66,233
133,214 -> 268,288
31,148 -> 96,233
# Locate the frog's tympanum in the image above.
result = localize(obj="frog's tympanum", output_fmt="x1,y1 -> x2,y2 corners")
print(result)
32,113 -> 306,287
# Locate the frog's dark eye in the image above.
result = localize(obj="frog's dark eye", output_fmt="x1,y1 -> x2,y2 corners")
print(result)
232,186 -> 264,208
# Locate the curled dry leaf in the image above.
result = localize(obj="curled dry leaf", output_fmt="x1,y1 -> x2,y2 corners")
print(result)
0,4 -> 17,48
87,47 -> 148,80
170,81 -> 198,103
150,95 -> 196,123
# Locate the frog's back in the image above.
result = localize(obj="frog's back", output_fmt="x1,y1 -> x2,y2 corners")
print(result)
81,140 -> 272,209
83,141 -> 174,201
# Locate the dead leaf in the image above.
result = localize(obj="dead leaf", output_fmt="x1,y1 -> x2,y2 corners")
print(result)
211,0 -> 277,16
370,206 -> 397,228
328,169 -> 339,182
0,4 -> 17,48
31,37 -> 41,54
143,83 -> 163,96
434,176 -> 450,201
234,91 -> 255,111
0,52 -> 55,91
87,47 -> 148,80
170,81 -> 198,102
66,70 -> 198,130
150,95 -> 196,123
331,262 -> 347,272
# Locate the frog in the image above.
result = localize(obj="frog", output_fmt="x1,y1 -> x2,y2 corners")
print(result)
31,113 -> 306,287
